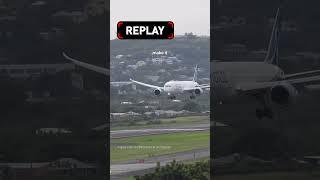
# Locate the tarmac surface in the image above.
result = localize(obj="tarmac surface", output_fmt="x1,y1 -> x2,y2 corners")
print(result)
111,125 -> 209,139
110,148 -> 209,179
110,123 -> 213,179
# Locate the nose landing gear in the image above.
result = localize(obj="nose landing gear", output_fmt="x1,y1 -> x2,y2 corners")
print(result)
256,108 -> 273,120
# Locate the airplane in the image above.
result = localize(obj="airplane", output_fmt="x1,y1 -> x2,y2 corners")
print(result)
63,8 -> 320,120
62,52 -> 210,100
129,65 -> 210,99
212,7 -> 320,120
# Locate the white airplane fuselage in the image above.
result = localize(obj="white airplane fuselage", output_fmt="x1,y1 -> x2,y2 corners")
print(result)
127,65 -> 208,99
163,80 -> 200,94
212,61 -> 284,101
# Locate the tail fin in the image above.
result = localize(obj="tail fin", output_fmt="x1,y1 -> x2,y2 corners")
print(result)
193,64 -> 198,82
264,8 -> 281,65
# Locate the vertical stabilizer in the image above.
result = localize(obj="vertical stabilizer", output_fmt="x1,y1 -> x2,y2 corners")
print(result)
264,8 -> 281,65
193,64 -> 198,82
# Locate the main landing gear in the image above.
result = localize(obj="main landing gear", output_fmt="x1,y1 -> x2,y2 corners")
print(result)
190,95 -> 196,99
256,108 -> 273,120
255,93 -> 274,120
168,95 -> 176,100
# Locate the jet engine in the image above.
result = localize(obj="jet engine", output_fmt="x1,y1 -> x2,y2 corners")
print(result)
270,82 -> 298,105
153,88 -> 162,96
194,88 -> 203,95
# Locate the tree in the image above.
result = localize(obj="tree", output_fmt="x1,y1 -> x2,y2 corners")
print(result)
135,160 -> 210,180
0,76 -> 26,116
182,101 -> 202,112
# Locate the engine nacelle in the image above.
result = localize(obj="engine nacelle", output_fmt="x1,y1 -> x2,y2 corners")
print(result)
153,88 -> 162,96
194,88 -> 203,95
270,82 -> 298,105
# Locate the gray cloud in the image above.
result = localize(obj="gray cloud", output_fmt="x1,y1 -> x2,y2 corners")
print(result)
110,0 -> 210,39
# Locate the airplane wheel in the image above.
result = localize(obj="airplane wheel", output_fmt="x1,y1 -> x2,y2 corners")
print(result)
190,95 -> 195,99
256,109 -> 263,120
265,108 -> 273,119
168,96 -> 176,100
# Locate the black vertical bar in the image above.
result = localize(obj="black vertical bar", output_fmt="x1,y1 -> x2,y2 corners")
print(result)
106,0 -> 110,179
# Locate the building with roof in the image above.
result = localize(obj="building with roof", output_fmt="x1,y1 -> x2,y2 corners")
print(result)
0,158 -> 100,177
0,63 -> 75,78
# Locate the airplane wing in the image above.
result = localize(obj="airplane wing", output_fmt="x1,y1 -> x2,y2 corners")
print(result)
129,79 -> 163,90
183,87 -> 210,93
236,75 -> 320,92
284,69 -> 320,80
199,84 -> 210,89
182,87 -> 197,92
62,52 -> 109,75
183,84 -> 210,91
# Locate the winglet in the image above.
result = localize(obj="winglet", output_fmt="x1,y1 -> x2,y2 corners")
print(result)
62,52 -> 70,60
62,52 -> 109,76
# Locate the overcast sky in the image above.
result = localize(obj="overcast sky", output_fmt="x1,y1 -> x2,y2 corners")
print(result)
110,0 -> 210,39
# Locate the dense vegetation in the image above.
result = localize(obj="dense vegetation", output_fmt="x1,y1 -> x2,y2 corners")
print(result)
134,160 -> 210,180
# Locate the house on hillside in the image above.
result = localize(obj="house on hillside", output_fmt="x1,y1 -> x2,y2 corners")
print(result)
0,158 -> 100,177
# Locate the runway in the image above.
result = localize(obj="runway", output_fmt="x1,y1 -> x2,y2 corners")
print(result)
110,148 -> 209,179
111,125 -> 209,139
110,123 -> 211,178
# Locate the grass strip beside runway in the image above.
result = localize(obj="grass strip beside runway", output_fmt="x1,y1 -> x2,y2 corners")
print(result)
111,131 -> 209,163
111,115 -> 209,130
